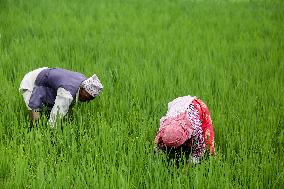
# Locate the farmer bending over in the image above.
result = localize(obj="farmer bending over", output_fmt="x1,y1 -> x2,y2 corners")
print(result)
19,67 -> 103,128
155,96 -> 215,164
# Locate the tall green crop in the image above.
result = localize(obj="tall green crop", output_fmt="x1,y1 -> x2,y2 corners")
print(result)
0,0 -> 283,188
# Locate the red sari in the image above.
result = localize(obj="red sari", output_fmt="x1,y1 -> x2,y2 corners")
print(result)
192,99 -> 215,155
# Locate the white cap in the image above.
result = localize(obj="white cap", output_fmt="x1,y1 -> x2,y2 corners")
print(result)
81,74 -> 103,97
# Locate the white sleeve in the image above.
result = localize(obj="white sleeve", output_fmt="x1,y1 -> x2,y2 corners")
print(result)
21,89 -> 32,110
48,87 -> 73,128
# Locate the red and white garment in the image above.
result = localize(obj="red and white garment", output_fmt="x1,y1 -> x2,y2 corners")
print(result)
155,96 -> 215,163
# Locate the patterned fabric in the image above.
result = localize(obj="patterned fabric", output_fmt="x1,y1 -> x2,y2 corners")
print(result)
155,112 -> 193,148
186,104 -> 205,162
166,96 -> 196,117
155,96 -> 215,164
192,99 -> 215,155
81,74 -> 103,97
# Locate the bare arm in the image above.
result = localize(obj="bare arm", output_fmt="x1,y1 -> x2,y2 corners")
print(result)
29,110 -> 40,127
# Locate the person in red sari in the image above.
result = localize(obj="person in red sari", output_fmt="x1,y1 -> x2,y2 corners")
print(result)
155,96 -> 215,164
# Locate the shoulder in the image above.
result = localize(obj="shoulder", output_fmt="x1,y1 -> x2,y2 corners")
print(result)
168,95 -> 194,105
167,95 -> 196,112
56,87 -> 74,99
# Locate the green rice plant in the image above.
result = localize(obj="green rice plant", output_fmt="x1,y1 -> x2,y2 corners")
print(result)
0,0 -> 283,188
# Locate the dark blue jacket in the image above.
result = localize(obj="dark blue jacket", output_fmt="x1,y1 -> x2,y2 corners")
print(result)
29,68 -> 87,109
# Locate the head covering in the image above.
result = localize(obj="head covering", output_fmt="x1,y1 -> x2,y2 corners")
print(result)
155,112 -> 193,148
81,74 -> 103,97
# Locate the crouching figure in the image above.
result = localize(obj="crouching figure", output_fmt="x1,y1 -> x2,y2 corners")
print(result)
155,96 -> 215,164
19,67 -> 103,128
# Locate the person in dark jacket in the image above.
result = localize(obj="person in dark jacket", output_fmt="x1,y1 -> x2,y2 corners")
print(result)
19,67 -> 103,128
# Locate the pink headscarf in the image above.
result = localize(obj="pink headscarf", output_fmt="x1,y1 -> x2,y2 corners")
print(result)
155,112 -> 193,148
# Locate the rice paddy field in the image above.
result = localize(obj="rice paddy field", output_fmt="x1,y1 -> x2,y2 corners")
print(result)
0,0 -> 283,188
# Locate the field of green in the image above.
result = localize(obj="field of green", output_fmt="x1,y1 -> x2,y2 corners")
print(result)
0,0 -> 283,188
